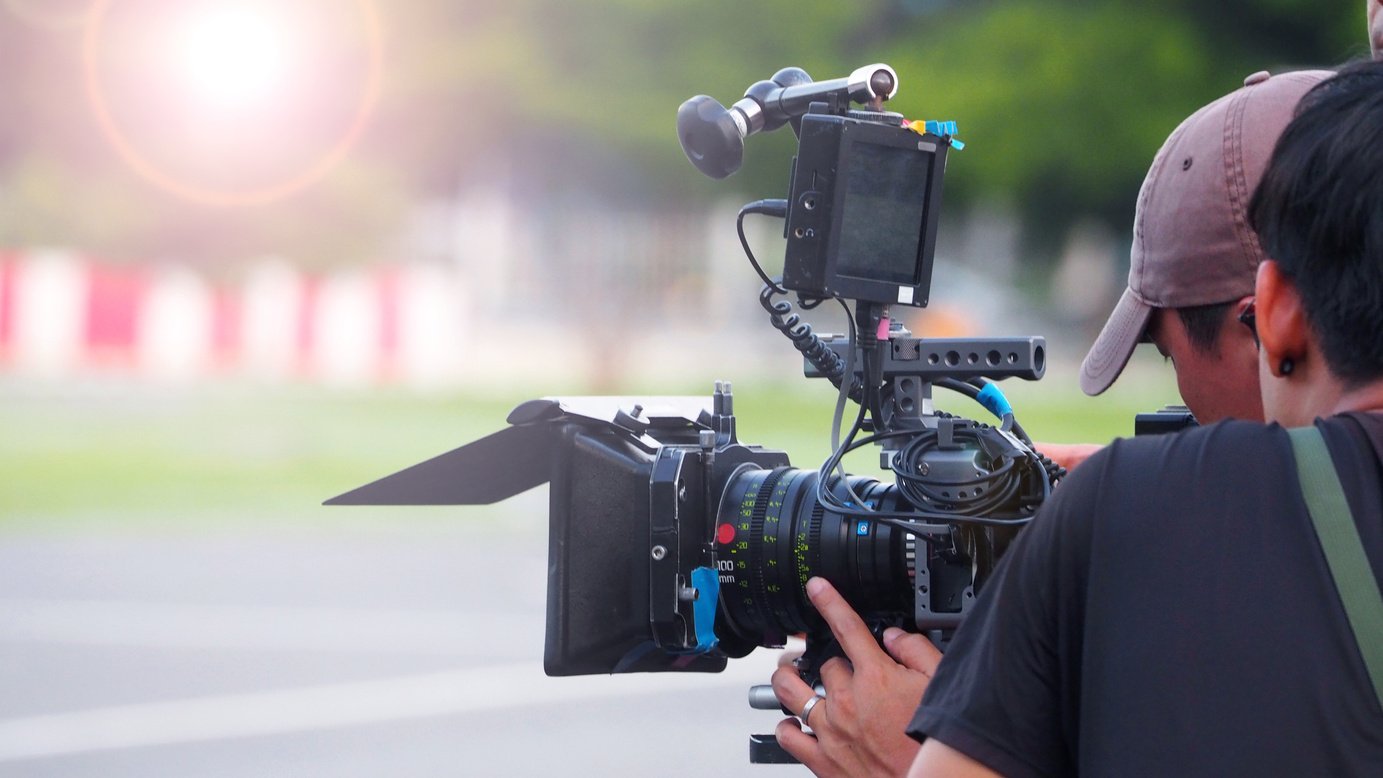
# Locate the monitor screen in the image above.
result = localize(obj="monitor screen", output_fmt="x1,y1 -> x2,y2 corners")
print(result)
834,140 -> 931,285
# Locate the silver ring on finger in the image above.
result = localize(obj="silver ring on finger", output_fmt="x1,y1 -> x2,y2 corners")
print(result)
800,693 -> 826,726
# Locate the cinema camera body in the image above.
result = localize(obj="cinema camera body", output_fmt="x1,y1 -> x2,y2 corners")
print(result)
330,63 -> 1060,762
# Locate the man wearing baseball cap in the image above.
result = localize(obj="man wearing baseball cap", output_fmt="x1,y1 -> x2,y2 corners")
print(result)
1027,11 -> 1381,479
1079,69 -> 1332,423
1080,2 -> 1382,418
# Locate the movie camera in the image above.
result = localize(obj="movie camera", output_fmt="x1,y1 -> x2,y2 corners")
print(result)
329,63 -> 1062,764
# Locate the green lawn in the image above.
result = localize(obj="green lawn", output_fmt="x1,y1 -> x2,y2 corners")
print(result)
0,359 -> 1179,529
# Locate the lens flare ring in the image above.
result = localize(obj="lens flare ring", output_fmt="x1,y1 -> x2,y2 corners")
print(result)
82,0 -> 383,207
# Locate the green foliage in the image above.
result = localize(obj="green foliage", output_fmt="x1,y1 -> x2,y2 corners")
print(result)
882,2 -> 1223,249
374,0 -> 885,199
318,0 -> 1380,247
1165,0 -> 1365,66
0,0 -> 1365,263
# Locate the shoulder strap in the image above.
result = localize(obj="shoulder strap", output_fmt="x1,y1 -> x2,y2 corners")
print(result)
1287,425 -> 1383,706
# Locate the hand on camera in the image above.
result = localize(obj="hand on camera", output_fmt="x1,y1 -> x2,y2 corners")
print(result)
770,577 -> 941,778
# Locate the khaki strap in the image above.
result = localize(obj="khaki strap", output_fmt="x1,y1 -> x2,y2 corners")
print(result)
1287,425 -> 1383,707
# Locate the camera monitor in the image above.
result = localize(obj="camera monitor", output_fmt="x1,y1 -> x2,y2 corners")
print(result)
783,114 -> 948,307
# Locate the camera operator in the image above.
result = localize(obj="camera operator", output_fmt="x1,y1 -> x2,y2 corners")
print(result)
1070,69 -> 1334,448
769,68 -> 1331,778
1047,2 -> 1383,472
905,60 -> 1383,776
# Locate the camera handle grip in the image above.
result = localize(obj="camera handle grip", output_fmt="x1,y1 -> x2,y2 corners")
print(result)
678,64 -> 897,179
677,68 -> 814,180
749,734 -> 800,764
744,626 -> 886,763
747,683 -> 822,766
677,95 -> 744,179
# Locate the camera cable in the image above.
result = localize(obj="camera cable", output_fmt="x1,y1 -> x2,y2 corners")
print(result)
738,200 -> 789,293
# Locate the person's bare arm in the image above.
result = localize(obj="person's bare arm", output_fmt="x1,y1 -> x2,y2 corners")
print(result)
1034,442 -> 1103,472
907,738 -> 1004,778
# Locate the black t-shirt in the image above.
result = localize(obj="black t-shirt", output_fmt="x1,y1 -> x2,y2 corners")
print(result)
908,413 -> 1383,777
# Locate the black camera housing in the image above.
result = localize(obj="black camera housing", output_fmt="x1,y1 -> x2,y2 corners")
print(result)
1135,404 -> 1199,436
782,109 -> 948,306
326,390 -> 1030,677
541,406 -> 789,675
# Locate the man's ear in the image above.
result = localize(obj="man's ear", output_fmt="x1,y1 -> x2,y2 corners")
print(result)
1255,260 -> 1309,377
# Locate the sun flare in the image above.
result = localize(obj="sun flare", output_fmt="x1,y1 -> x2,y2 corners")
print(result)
174,5 -> 295,111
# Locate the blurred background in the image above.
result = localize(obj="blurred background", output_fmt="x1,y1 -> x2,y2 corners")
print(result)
0,1 -> 1367,776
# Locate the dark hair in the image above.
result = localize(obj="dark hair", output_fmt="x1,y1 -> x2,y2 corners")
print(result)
1175,302 -> 1234,355
1248,61 -> 1383,386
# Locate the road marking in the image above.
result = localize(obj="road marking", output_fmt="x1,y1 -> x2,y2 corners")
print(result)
0,654 -> 782,762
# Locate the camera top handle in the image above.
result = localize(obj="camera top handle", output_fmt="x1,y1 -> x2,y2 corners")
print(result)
677,64 -> 898,179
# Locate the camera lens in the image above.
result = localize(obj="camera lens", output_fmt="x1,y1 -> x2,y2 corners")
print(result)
711,466 -> 916,651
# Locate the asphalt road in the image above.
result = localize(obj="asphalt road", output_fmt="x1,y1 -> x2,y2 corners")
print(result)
0,510 -> 803,778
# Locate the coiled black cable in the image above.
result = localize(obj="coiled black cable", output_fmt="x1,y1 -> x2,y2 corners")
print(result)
760,285 -> 864,402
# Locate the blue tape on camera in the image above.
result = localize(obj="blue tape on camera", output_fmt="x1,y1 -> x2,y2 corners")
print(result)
976,382 -> 1013,419
924,120 -> 965,150
690,566 -> 721,653
924,120 -> 956,136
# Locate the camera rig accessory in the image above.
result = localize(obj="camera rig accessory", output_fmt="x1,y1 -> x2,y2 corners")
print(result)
677,64 -> 897,180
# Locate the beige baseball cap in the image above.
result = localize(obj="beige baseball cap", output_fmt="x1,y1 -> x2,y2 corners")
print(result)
1079,69 -> 1333,396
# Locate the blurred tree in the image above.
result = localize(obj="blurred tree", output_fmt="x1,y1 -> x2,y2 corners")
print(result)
0,0 -> 1364,268
369,0 -> 885,201
882,2 -> 1221,259
1168,0 -> 1364,66
879,0 -> 1359,260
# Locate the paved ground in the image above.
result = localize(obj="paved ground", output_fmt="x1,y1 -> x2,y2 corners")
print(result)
0,512 -> 801,777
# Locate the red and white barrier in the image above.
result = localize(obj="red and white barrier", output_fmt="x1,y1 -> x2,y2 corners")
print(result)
5,250 -> 89,377
0,250 -> 472,388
